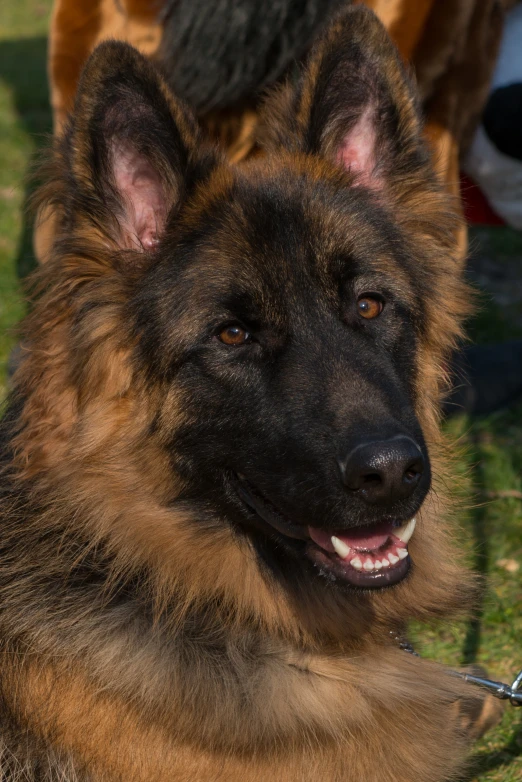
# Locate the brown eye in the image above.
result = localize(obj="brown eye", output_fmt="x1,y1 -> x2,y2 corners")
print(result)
217,325 -> 251,346
357,296 -> 384,320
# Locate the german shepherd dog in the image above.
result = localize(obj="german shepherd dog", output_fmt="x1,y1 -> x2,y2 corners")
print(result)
0,5 -> 496,780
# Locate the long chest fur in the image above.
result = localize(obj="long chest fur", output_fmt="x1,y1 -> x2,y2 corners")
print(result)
0,618 -> 471,782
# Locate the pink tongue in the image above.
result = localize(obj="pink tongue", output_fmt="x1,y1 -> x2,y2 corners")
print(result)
309,521 -> 394,553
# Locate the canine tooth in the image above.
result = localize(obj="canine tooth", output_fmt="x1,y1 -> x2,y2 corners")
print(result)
381,558 -> 390,568
350,557 -> 363,570
374,560 -> 383,570
331,535 -> 351,560
363,559 -> 374,571
395,517 -> 416,545
397,548 -> 408,560
388,553 -> 399,565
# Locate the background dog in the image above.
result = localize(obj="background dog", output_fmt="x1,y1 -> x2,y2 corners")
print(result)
0,4 -> 502,781
35,0 -> 514,266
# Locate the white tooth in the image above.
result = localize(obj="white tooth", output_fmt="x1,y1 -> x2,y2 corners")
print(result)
395,517 -> 416,545
381,558 -> 390,568
388,552 -> 399,565
374,560 -> 383,570
397,548 -> 408,560
331,535 -> 351,560
363,559 -> 374,571
350,557 -> 363,570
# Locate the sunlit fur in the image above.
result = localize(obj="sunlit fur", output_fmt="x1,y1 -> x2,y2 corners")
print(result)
0,7 -> 492,781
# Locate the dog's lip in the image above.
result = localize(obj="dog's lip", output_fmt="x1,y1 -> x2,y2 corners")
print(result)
232,473 -> 413,588
308,545 -> 411,588
233,472 -> 309,540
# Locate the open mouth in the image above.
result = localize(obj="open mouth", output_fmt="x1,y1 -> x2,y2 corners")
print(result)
233,473 -> 414,589
306,519 -> 413,587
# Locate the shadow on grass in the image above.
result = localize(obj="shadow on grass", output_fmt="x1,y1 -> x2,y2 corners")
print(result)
0,35 -> 52,279
463,715 -> 522,781
459,423 -> 521,780
461,435 -> 490,666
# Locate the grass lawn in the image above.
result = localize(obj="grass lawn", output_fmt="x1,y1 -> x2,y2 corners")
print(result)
0,1 -> 521,778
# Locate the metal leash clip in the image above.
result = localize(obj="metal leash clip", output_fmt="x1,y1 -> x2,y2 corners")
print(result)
391,631 -> 522,707
452,668 -> 522,707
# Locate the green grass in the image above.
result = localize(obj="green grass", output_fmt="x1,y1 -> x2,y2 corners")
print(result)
411,403 -> 522,781
0,0 -> 51,396
0,1 -> 521,778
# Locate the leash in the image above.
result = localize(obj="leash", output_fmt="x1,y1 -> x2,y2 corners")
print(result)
450,668 -> 522,706
391,632 -> 522,706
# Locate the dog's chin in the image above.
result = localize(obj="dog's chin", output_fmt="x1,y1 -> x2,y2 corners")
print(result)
232,473 -> 414,589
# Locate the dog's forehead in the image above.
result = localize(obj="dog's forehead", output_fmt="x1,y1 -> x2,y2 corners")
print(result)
184,161 -> 405,286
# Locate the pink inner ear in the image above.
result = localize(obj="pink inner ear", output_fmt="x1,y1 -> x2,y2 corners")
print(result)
335,105 -> 381,190
112,142 -> 167,250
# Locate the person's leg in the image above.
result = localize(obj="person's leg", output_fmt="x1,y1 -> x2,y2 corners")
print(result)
444,340 -> 522,416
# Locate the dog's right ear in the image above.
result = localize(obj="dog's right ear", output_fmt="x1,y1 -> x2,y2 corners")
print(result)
61,41 -> 201,252
261,6 -> 427,194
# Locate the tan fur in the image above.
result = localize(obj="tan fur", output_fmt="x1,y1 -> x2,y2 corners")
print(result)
6,158 -> 479,782
1,7 -> 500,781
1,649 -> 482,782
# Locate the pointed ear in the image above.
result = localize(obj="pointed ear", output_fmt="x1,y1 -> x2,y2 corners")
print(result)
64,41 -> 201,251
262,7 -> 426,191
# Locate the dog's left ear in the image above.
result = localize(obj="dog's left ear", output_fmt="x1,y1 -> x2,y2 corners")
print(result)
262,6 -> 426,191
63,41 -> 201,251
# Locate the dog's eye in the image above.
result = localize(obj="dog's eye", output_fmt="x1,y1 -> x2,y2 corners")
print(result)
217,325 -> 252,346
357,295 -> 384,320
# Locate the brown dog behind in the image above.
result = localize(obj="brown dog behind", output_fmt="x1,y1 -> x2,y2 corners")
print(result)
35,0 -> 512,267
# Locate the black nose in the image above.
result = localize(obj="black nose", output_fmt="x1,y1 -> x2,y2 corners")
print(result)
338,437 -> 425,506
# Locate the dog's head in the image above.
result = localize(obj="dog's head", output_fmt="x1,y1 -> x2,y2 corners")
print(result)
21,7 -> 471,640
